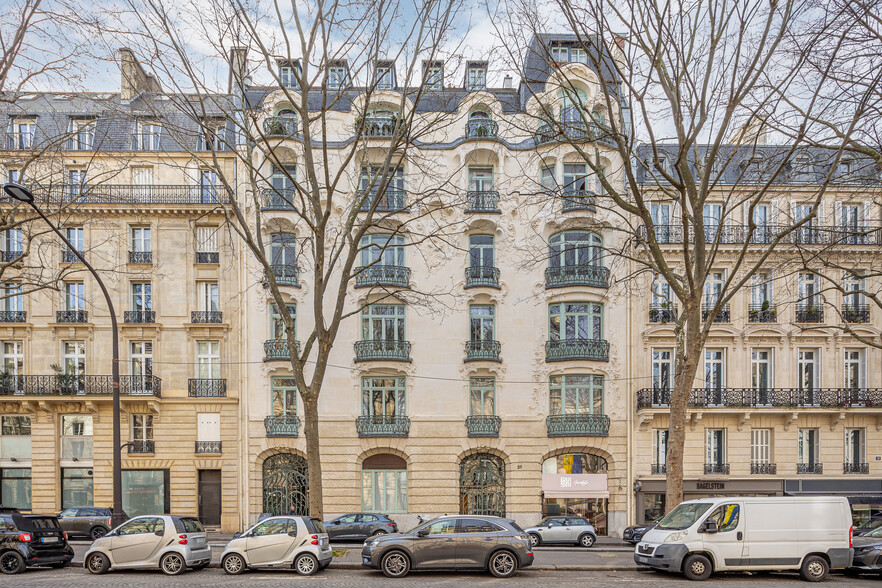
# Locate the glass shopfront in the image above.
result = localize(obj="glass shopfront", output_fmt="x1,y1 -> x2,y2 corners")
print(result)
122,470 -> 169,517
635,479 -> 783,524
541,452 -> 609,535
62,468 -> 93,508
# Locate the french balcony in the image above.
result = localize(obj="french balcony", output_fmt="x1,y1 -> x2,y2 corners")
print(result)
748,303 -> 777,323
464,120 -> 498,139
196,252 -> 219,264
264,414 -> 302,437
359,116 -> 402,138
195,440 -> 222,454
358,189 -> 408,213
354,340 -> 411,362
464,266 -> 500,289
264,338 -> 300,360
128,251 -> 152,264
651,463 -> 667,475
355,415 -> 410,438
465,415 -> 501,437
354,264 -> 411,289
648,304 -> 677,323
636,223 -> 882,246
0,311 -> 26,323
124,310 -> 155,324
7,131 -> 35,150
62,249 -> 82,263
263,116 -> 298,136
844,463 -> 869,474
795,305 -> 824,323
191,311 -> 223,324
751,463 -> 777,475
464,339 -> 501,362
261,188 -> 296,210
797,463 -> 823,474
842,305 -> 870,324
545,338 -> 610,362
268,264 -> 299,287
56,310 -> 88,323
546,414 -> 610,437
0,374 -> 161,397
561,190 -> 597,212
704,463 -> 730,475
545,264 -> 610,289
128,440 -> 155,454
1,251 -> 23,262
465,190 -> 501,213
636,387 -> 882,410
28,184 -> 230,205
188,378 -> 227,398
701,303 -> 731,323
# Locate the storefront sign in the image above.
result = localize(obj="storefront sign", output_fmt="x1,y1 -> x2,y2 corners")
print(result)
696,482 -> 725,490
541,473 -> 608,498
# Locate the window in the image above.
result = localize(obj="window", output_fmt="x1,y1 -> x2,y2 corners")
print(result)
376,65 -> 394,90
425,66 -> 443,90
549,374 -> 604,415
540,165 -> 556,191
1,416 -> 30,460
271,377 -> 298,417
791,154 -> 814,183
469,305 -> 495,343
798,428 -> 820,465
652,428 -> 668,468
131,282 -> 152,312
61,415 -> 92,459
751,272 -> 773,307
65,227 -> 84,260
468,167 -> 494,191
798,273 -> 820,308
704,349 -> 726,392
468,235 -> 494,268
706,504 -> 740,532
844,273 -> 865,310
131,227 -> 151,254
650,202 -> 672,242
118,517 -> 164,536
751,429 -> 772,465
280,65 -> 298,89
62,468 -> 93,508
66,170 -> 87,202
134,120 -> 162,151
793,204 -> 818,243
197,413 -> 220,442
271,164 -> 296,194
362,454 -> 407,513
198,123 -> 226,151
467,65 -> 486,90
844,349 -> 866,391
8,119 -> 35,149
702,203 -> 722,241
0,468 -> 30,509
841,203 -> 862,242
360,166 -> 404,193
750,204 -> 772,242
423,519 -> 456,535
705,428 -> 726,467
64,282 -> 85,312
704,271 -> 724,308
562,163 -> 588,194
548,303 -> 602,341
652,276 -> 672,308
360,234 -> 404,267
549,231 -> 602,269
197,282 -> 219,314
200,169 -> 218,203
361,305 -> 405,341
652,349 -> 673,390
132,414 -> 153,445
196,341 -> 220,379
361,377 -> 406,418
130,341 -> 153,391
845,428 -> 866,466
327,65 -> 348,90
62,341 -> 86,376
270,304 -> 296,340
469,377 -> 495,416
558,89 -> 587,123
1,228 -> 22,257
2,341 -> 23,380
196,227 -> 219,261
1,284 -> 22,314
798,348 -> 820,393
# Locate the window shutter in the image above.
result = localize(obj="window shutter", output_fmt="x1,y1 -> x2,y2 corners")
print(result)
861,351 -> 867,389
863,201 -> 871,227
705,429 -> 712,464
742,201 -> 750,226
817,202 -> 825,225
197,227 -> 218,252
833,201 -> 842,227
197,413 -> 220,442
770,200 -> 778,226
789,200 -> 796,223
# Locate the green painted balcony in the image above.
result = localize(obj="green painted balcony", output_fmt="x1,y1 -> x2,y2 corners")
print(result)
465,415 -> 501,437
464,340 -> 501,362
545,265 -> 610,289
264,339 -> 301,361
264,415 -> 302,437
354,340 -> 411,362
545,338 -> 610,362
354,265 -> 411,289
356,415 -> 410,438
546,414 -> 610,437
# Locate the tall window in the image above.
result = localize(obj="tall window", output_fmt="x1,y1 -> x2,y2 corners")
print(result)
271,164 -> 296,194
793,204 -> 817,242
200,169 -> 218,203
130,341 -> 153,391
469,377 -> 495,416
704,349 -> 726,393
280,65 -> 298,89
134,121 -> 162,151
652,428 -> 668,469
62,341 -> 85,376
2,341 -> 23,378
8,119 -> 35,149
750,349 -> 772,391
196,341 -> 220,379
361,377 -> 406,418
468,167 -> 494,191
361,305 -> 405,341
196,226 -> 219,258
270,304 -> 297,340
549,375 -> 604,415
797,348 -> 820,393
652,276 -> 672,308
705,428 -> 726,467
61,468 -> 93,508
1,283 -> 23,314
1,416 -> 30,460
702,203 -> 723,242
65,282 -> 84,311
548,303 -> 602,341
131,227 -> 151,254
362,454 -> 407,513
66,170 -> 87,202
132,414 -> 153,445
65,227 -> 84,257
376,65 -> 394,90
798,273 -> 820,308
751,272 -> 773,307
469,305 -> 495,342
751,429 -> 772,466
844,273 -> 865,310
845,428 -> 866,467
424,66 -> 443,90
2,228 -> 22,256
468,235 -> 494,268
1,468 -> 30,509
540,165 -> 556,191
652,349 -> 673,390
750,204 -> 772,243
841,203 -> 862,244
271,377 -> 298,417
798,428 -> 820,465
562,163 -> 588,194
549,231 -> 602,269
131,282 -> 152,311
704,271 -> 724,307
269,233 -> 297,269
360,234 -> 404,267
61,415 -> 92,459
198,282 -> 219,313
327,65 -> 348,90
467,66 -> 486,90
844,349 -> 866,391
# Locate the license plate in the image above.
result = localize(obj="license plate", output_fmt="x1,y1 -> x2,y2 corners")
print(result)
321,538 -> 327,546
41,537 -> 59,543
636,556 -> 650,564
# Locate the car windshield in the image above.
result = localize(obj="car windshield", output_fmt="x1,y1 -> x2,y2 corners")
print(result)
306,518 -> 326,534
405,518 -> 437,534
862,526 -> 882,539
655,503 -> 713,531
857,519 -> 882,531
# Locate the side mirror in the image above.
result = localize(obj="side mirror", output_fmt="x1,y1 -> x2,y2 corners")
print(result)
699,520 -> 719,534
416,529 -> 430,537
333,521 -> 341,525
232,532 -> 242,539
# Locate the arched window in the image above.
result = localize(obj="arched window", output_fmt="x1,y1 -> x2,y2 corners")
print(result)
362,454 -> 407,513
549,231 -> 603,268
466,110 -> 496,138
262,453 -> 308,516
557,88 -> 588,123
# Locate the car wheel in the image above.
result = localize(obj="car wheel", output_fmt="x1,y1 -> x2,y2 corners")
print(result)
160,552 -> 186,576
488,550 -> 518,578
578,533 -> 596,548
222,553 -> 247,575
799,555 -> 829,582
528,533 -> 541,548
90,526 -> 108,540
294,553 -> 319,576
86,552 -> 110,575
682,554 -> 712,581
0,551 -> 25,575
381,550 -> 411,578
372,529 -> 387,536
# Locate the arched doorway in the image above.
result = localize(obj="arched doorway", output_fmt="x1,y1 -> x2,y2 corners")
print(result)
262,453 -> 309,516
459,453 -> 505,517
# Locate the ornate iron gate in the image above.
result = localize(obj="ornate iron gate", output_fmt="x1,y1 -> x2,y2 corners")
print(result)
262,453 -> 309,516
459,453 -> 505,517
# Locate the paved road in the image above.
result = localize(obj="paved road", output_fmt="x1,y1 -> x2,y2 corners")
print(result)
7,567 -> 881,586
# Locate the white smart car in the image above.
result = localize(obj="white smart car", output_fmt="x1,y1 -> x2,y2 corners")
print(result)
220,515 -> 331,575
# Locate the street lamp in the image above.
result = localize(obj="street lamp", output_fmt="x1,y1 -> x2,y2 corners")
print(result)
2,183 -> 125,527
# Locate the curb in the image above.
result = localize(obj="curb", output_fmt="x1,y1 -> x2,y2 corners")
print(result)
70,561 -> 636,572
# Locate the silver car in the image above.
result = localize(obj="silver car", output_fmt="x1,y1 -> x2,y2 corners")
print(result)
220,516 -> 331,575
524,516 -> 597,548
84,515 -> 211,575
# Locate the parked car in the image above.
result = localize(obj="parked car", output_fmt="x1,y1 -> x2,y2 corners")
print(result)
524,516 -> 597,548
0,507 -> 19,514
622,520 -> 658,544
57,507 -> 124,540
325,513 -> 398,540
849,525 -> 882,572
220,516 -> 331,575
361,515 -> 533,578
635,496 -> 853,581
0,513 -> 74,574
84,515 -> 210,575
854,517 -> 882,537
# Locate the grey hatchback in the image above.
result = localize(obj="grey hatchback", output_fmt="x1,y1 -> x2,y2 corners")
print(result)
361,515 -> 533,578
57,507 -> 120,540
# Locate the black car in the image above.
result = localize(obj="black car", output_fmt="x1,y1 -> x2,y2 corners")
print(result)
854,517 -> 882,537
325,513 -> 398,540
0,513 -> 74,574
849,525 -> 882,572
622,520 -> 658,544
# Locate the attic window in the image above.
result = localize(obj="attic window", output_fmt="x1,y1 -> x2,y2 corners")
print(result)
327,66 -> 348,90
280,66 -> 298,89
467,66 -> 486,90
376,66 -> 394,90
425,66 -> 443,90
550,43 -> 589,65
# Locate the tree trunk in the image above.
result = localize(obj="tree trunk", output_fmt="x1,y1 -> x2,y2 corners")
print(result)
302,394 -> 324,519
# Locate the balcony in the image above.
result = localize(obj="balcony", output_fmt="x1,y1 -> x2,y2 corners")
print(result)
648,304 -> 677,323
545,265 -> 610,289
28,184 -> 229,205
701,304 -> 731,323
355,415 -> 410,437
0,374 -> 161,397
636,223 -> 882,246
465,191 -> 501,213
188,379 -> 227,398
465,120 -> 498,139
359,116 -> 402,138
561,190 -> 597,212
797,463 -> 823,474
358,189 -> 408,213
128,251 -> 152,264
535,121 -> 616,147
264,415 -> 302,437
842,305 -> 870,323
795,305 -> 824,323
268,264 -> 299,287
124,310 -> 155,324
196,252 -> 219,264
128,440 -> 154,454
545,338 -> 610,362
261,188 -> 296,210
263,116 -> 298,136
191,311 -> 223,324
264,338 -> 300,360
465,415 -> 501,437
651,463 -> 667,475
748,304 -> 777,323
704,463 -> 730,475
62,249 -> 82,263
546,414 -> 610,437
354,340 -> 411,362
464,266 -> 500,289
751,463 -> 777,475
56,310 -> 88,323
195,441 -> 222,454
636,387 -> 882,410
0,311 -> 26,323
354,265 -> 411,289
845,463 -> 869,474
1,251 -> 23,262
464,340 -> 501,362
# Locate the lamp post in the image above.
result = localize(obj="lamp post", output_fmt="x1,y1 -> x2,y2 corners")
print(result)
2,183 -> 125,527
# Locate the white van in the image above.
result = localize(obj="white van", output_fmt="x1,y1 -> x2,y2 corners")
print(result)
634,496 -> 853,581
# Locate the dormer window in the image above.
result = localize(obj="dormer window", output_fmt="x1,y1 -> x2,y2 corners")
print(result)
791,154 -> 814,184
7,118 -> 35,150
199,121 -> 226,151
134,120 -> 162,151
376,62 -> 395,90
466,63 -> 487,90
424,61 -> 443,90
67,118 -> 95,151
550,42 -> 589,65
327,64 -> 349,90
280,66 -> 297,89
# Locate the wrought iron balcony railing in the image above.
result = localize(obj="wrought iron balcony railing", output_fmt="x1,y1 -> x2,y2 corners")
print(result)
0,374 -> 161,397
0,311 -> 26,323
545,264 -> 610,289
124,310 -> 155,324
704,463 -> 730,475
356,415 -> 410,437
546,414 -> 610,437
1,251 -> 23,262
264,338 -> 300,360
649,304 -> 677,323
465,415 -> 501,437
651,463 -> 667,475
842,305 -> 870,324
465,190 -> 501,213
464,266 -> 500,289
751,463 -> 777,475
545,338 -> 610,362
636,387 -> 882,410
128,440 -> 155,454
464,340 -> 501,362
465,120 -> 499,139
264,414 -> 302,437
354,265 -> 411,288
263,116 -> 298,136
535,121 -> 616,147
56,310 -> 88,323
261,188 -> 296,210
561,190 -> 597,212
128,251 -> 153,264
188,379 -> 227,398
845,462 -> 869,474
358,189 -> 408,212
195,440 -> 222,454
748,304 -> 777,323
268,264 -> 299,287
191,311 -> 223,324
359,116 -> 402,138
636,223 -> 882,246
795,305 -> 824,323
62,249 -> 82,263
25,184 -> 230,205
701,304 -> 731,323
797,463 -> 823,474
354,340 -> 411,362
196,252 -> 219,264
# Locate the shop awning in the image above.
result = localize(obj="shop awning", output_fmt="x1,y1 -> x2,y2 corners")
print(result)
542,473 -> 609,499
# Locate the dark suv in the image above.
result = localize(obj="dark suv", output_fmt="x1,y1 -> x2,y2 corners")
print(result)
362,515 -> 533,578
0,513 -> 74,574
325,513 -> 398,540
57,507 -> 120,540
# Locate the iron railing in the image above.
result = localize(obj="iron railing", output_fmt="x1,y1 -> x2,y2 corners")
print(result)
196,252 -> 219,264
795,305 -> 824,323
636,387 -> 882,409
748,304 -> 777,323
546,414 -> 610,437
56,310 -> 88,323
651,464 -> 667,475
0,374 -> 161,397
268,264 -> 299,287
704,463 -> 730,475
1,251 -> 23,262
358,189 -> 408,212
354,265 -> 411,288
128,440 -> 155,454
195,441 -> 222,454
191,311 -> 223,324
264,414 -> 302,437
545,338 -> 610,362
128,251 -> 152,264
465,415 -> 501,437
797,463 -> 823,474
25,184 -> 229,205
62,249 -> 82,263
464,266 -> 500,289
649,304 -> 677,323
0,311 -> 26,323
465,120 -> 499,139
464,340 -> 501,362
561,190 -> 597,212
263,116 -> 298,136
842,305 -> 870,323
264,339 -> 300,360
545,265 -> 610,289
354,340 -> 411,361
636,223 -> 882,246
751,463 -> 777,475
701,304 -> 731,323
124,310 -> 155,323
188,379 -> 227,397
261,188 -> 296,210
535,121 -> 616,147
465,190 -> 501,213
355,415 -> 410,437
359,116 -> 402,138
845,463 -> 869,474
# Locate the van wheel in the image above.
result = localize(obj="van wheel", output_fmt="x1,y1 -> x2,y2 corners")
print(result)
160,553 -> 186,576
682,554 -> 712,581
528,533 -> 541,547
222,553 -> 246,575
578,533 -> 596,548
294,553 -> 319,576
0,551 -> 25,575
489,550 -> 518,578
800,555 -> 829,582
90,526 -> 108,540
381,550 -> 410,578
86,552 -> 110,575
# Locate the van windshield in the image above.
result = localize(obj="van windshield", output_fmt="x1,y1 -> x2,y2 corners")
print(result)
655,503 -> 713,531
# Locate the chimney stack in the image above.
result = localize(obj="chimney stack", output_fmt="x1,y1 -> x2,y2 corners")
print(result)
119,48 -> 161,102
502,75 -> 512,89
228,47 -> 251,94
